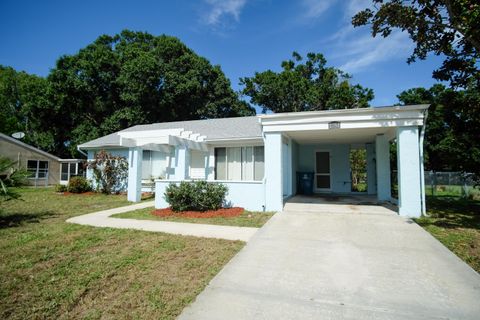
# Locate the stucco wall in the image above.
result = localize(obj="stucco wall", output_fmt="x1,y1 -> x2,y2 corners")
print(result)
155,180 -> 266,211
0,138 -> 60,185
296,143 -> 351,193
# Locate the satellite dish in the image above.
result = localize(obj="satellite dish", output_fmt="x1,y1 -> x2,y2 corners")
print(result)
11,132 -> 25,139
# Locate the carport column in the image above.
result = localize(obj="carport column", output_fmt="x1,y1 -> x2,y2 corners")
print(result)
264,132 -> 283,211
396,126 -> 422,217
175,144 -> 189,180
127,147 -> 143,202
375,134 -> 391,201
366,143 -> 377,195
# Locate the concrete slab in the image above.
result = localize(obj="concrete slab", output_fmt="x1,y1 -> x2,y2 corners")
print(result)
179,198 -> 480,320
66,201 -> 258,242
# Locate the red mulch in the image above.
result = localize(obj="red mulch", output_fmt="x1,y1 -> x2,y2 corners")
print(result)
59,191 -> 96,196
152,207 -> 245,218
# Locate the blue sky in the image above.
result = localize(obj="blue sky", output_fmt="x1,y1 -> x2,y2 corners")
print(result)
0,0 -> 443,111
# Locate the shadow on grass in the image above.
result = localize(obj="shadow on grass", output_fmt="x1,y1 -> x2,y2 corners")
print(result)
0,210 -> 55,229
416,197 -> 480,229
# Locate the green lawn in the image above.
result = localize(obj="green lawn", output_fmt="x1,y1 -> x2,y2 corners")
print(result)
415,196 -> 480,273
0,187 -> 243,319
113,208 -> 275,228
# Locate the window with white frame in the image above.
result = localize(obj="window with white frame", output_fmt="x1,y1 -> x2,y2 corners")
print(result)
27,160 -> 49,179
214,146 -> 264,181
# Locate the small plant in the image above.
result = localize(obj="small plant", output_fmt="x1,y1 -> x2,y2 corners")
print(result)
0,157 -> 30,202
165,181 -> 228,212
54,184 -> 67,193
67,176 -> 91,193
87,150 -> 128,194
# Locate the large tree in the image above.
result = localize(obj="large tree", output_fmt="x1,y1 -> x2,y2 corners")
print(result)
0,66 -> 55,152
352,0 -> 480,88
47,30 -> 254,157
240,52 -> 374,113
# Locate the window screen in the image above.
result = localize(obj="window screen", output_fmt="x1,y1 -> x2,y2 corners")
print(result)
214,146 -> 264,181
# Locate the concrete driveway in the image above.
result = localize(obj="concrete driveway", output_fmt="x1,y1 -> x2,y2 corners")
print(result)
179,196 -> 480,320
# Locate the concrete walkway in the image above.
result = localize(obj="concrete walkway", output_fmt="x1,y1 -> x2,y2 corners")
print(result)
66,201 -> 258,242
179,199 -> 480,320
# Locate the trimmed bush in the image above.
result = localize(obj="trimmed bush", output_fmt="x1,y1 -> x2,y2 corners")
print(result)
165,181 -> 228,212
54,184 -> 67,193
67,176 -> 91,193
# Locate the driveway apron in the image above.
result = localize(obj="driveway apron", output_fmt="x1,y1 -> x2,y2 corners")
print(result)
179,200 -> 480,320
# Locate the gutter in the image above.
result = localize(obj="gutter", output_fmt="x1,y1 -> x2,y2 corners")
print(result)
77,145 -> 88,157
419,109 -> 429,216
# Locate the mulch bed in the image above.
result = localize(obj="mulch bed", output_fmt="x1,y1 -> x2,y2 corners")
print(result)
152,207 -> 245,218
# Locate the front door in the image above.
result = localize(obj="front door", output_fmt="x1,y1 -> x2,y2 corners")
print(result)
315,151 -> 331,191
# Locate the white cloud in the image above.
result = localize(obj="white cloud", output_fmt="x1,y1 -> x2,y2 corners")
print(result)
324,0 -> 413,74
202,0 -> 247,26
338,31 -> 413,73
302,0 -> 337,19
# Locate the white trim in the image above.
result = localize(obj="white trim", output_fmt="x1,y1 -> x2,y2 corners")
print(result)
258,104 -> 429,120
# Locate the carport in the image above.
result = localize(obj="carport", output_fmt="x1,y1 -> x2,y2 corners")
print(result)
259,105 -> 429,217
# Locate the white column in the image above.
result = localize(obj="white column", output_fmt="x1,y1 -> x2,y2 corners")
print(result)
375,134 -> 391,201
127,147 -> 142,202
265,132 -> 283,211
206,147 -> 215,180
366,143 -> 377,195
175,145 -> 189,180
397,126 -> 422,217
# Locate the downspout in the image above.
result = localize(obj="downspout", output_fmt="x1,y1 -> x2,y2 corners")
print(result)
261,119 -> 267,212
419,109 -> 428,216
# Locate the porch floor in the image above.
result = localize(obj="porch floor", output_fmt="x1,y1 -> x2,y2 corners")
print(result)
284,194 -> 397,215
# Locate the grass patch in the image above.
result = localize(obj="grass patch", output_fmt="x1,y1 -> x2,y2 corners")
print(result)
415,196 -> 480,273
113,208 -> 274,228
0,187 -> 243,319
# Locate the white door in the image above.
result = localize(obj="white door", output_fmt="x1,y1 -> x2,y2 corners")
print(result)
315,151 -> 331,191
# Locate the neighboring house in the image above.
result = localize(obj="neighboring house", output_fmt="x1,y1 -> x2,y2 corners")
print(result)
78,105 -> 429,217
0,133 -> 84,186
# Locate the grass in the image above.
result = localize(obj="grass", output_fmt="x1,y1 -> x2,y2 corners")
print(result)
0,187 -> 244,319
113,208 -> 275,228
415,196 -> 480,273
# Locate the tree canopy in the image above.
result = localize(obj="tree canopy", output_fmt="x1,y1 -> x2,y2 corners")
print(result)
352,0 -> 480,88
0,30 -> 254,157
240,52 -> 374,113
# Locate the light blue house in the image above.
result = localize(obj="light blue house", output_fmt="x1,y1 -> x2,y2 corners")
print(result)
78,104 -> 429,217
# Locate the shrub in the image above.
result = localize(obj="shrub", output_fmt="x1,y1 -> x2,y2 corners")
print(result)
54,184 -> 67,193
87,150 -> 128,194
67,176 -> 91,193
165,181 -> 228,212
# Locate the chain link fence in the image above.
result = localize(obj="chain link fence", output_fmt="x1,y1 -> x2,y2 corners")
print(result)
391,171 -> 478,199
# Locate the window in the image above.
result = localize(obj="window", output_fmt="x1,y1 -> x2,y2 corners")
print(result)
214,146 -> 264,181
60,162 -> 85,182
27,160 -> 49,179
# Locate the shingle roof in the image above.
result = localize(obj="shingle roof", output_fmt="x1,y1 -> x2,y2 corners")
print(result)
78,116 -> 262,149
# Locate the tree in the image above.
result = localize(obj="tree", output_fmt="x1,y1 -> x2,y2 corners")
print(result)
240,52 -> 374,113
0,157 -> 30,202
48,30 -> 254,157
352,0 -> 480,88
0,66 -> 55,154
0,30 -> 255,158
397,84 -> 480,183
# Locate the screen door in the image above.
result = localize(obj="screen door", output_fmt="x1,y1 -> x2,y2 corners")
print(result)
315,151 -> 331,191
